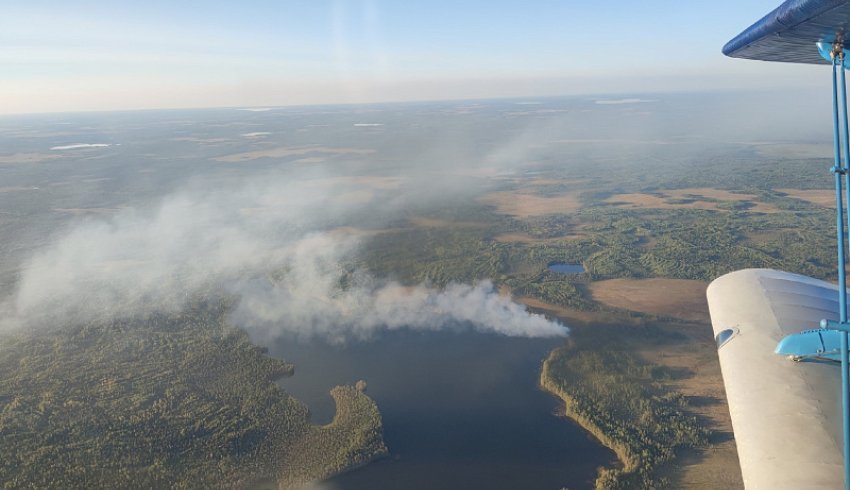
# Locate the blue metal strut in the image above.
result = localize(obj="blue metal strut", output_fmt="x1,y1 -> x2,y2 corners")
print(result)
839,53 -> 850,490
832,46 -> 850,490
782,47 -> 850,490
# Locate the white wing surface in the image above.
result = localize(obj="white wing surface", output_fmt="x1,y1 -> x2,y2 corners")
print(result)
707,268 -> 843,489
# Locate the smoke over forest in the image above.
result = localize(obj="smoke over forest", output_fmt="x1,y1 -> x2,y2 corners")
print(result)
3,164 -> 567,341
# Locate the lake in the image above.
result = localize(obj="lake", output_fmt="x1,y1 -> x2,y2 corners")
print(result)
271,330 -> 616,490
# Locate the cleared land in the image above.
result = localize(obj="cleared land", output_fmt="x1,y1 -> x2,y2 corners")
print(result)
335,190 -> 375,205
213,146 -> 375,163
170,137 -> 231,144
589,278 -> 710,323
53,207 -> 123,215
0,153 -> 64,164
605,188 -> 779,213
516,296 -> 598,325
478,190 -> 582,217
776,188 -> 835,207
304,176 -> 402,190
641,339 -> 743,490
492,232 -> 587,244
409,217 -> 487,228
751,143 -> 832,159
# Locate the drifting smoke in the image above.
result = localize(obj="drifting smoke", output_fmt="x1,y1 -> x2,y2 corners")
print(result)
4,171 -> 567,341
232,232 -> 566,343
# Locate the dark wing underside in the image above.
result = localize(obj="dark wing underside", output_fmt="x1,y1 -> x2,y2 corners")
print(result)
723,0 -> 850,63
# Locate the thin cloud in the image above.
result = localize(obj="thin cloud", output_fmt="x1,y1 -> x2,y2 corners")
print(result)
50,143 -> 111,150
594,98 -> 656,105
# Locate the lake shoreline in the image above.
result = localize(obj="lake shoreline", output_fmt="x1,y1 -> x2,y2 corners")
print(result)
277,385 -> 388,489
277,331 -> 614,490
539,348 -> 633,488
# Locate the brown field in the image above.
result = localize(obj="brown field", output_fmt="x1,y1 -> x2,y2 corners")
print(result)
550,138 -> 674,146
517,177 -> 588,187
775,188 -> 834,207
605,188 -> 779,213
667,188 -> 756,201
304,176 -> 401,190
742,230 -> 781,246
589,278 -> 710,323
238,189 -> 376,214
96,259 -> 149,273
492,232 -> 587,244
326,226 -> 401,239
335,190 -> 375,205
213,146 -> 375,162
641,332 -> 743,489
524,178 -> 567,186
751,142 -> 832,159
292,157 -> 327,164
515,296 -> 598,324
606,193 -> 715,211
170,137 -> 231,144
447,167 -> 503,178
0,153 -> 64,164
53,208 -> 123,215
408,217 -> 487,228
478,190 -> 582,217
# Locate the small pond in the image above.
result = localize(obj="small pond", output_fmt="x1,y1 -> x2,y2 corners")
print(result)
547,263 -> 585,274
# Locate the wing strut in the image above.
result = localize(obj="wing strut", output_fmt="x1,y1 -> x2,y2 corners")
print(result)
721,2 -> 850,486
777,42 -> 850,490
831,49 -> 850,490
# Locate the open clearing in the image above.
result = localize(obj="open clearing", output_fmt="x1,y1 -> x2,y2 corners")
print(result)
515,296 -> 598,325
408,217 -> 487,228
518,177 -> 588,187
53,207 -> 123,215
213,146 -> 375,162
478,190 -> 582,217
171,137 -> 231,144
0,153 -> 64,164
775,188 -> 834,207
751,142 -> 832,159
589,278 -> 710,323
605,188 -> 779,213
492,232 -> 587,244
304,176 -> 401,190
641,331 -> 742,489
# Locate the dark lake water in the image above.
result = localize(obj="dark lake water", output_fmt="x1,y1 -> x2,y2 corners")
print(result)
547,263 -> 585,274
271,330 -> 615,490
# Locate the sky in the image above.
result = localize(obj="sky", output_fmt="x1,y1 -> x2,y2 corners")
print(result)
0,0 -> 830,114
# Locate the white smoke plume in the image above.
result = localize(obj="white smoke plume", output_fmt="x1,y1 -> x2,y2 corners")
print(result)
4,171 -> 567,341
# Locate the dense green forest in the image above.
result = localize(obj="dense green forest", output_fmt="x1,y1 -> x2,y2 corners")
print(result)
0,302 -> 386,489
541,325 -> 709,489
360,196 -> 836,312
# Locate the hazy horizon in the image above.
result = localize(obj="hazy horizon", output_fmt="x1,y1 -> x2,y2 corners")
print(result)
1,1 -> 829,115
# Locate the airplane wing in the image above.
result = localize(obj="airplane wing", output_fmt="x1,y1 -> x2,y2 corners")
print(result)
707,269 -> 843,488
716,2 -> 850,487
723,0 -> 850,64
